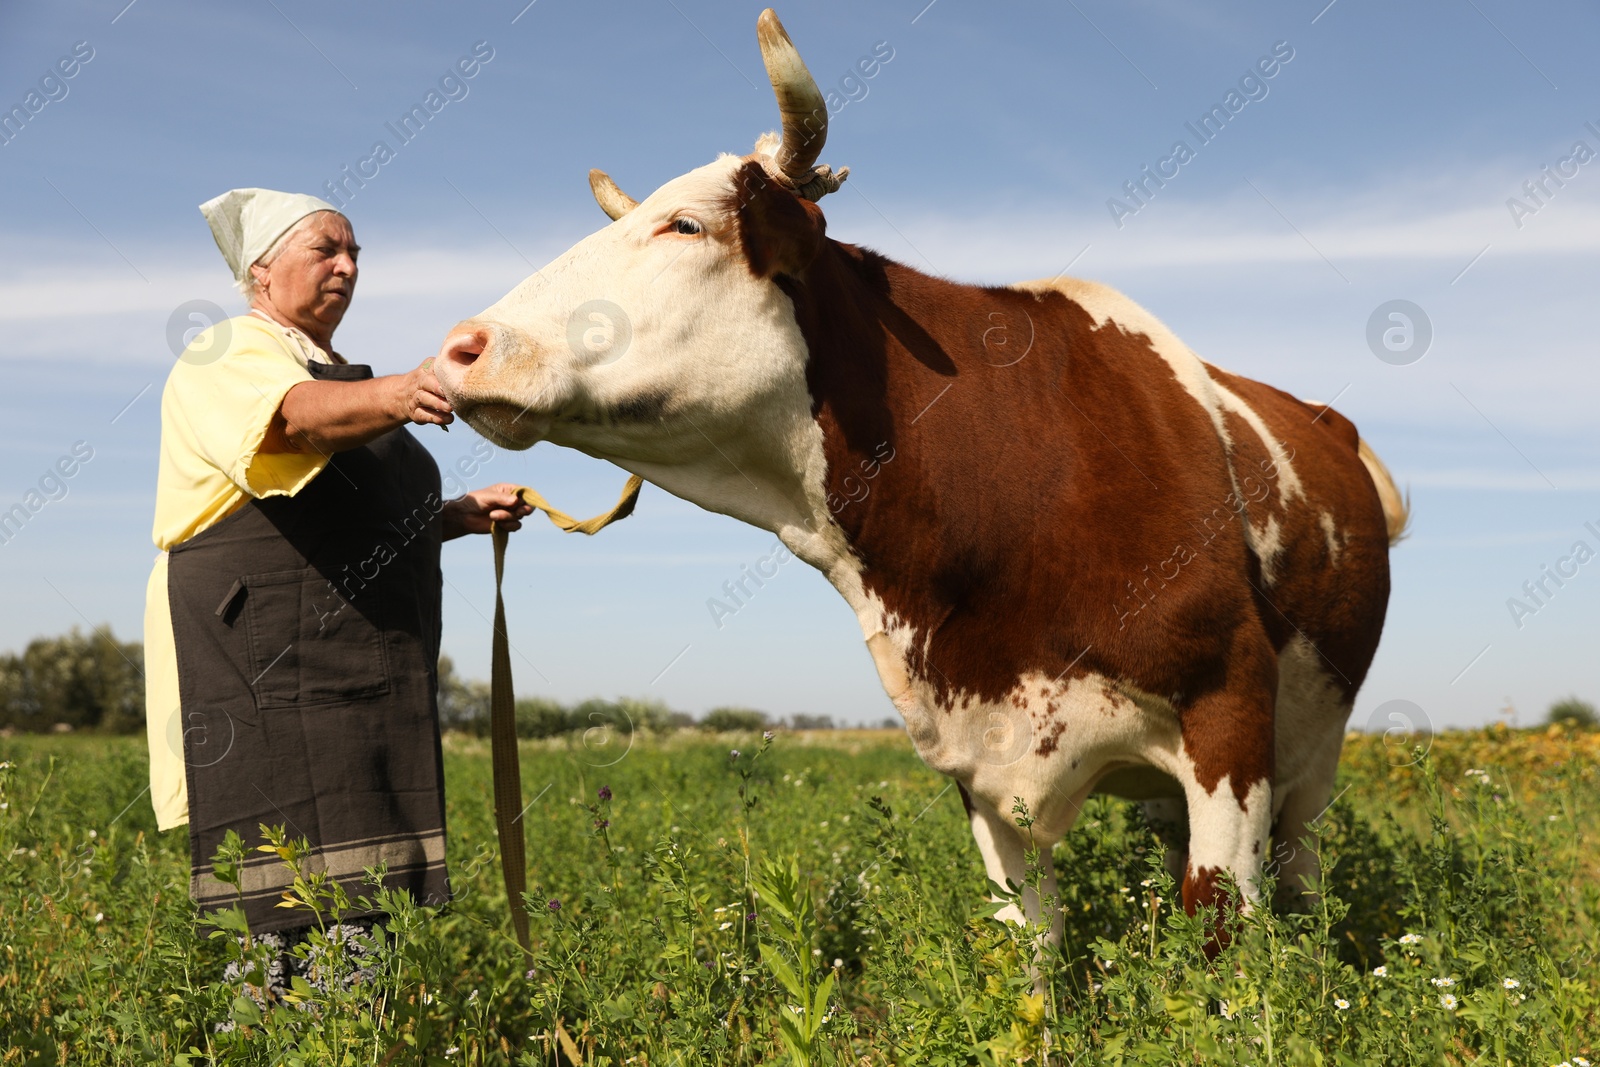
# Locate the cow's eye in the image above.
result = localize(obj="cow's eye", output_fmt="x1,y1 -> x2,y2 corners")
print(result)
672,217 -> 703,236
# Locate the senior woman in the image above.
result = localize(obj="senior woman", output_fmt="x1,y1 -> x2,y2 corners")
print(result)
144,187 -> 531,1003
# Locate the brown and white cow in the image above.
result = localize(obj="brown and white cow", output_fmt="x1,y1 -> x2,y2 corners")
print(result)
433,10 -> 1408,941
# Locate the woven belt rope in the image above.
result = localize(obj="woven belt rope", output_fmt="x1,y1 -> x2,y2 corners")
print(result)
490,475 -> 643,950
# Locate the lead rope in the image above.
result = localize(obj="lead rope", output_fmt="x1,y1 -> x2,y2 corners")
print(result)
489,474 -> 644,950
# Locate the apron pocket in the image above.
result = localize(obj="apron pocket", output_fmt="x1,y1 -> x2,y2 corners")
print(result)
241,567 -> 391,709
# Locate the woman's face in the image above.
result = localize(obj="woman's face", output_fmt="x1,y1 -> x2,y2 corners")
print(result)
253,211 -> 360,337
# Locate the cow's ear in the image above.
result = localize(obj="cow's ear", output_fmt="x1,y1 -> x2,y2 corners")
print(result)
731,159 -> 826,279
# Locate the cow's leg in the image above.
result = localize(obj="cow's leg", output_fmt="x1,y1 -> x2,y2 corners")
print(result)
1175,639 -> 1277,941
1269,720 -> 1347,906
1141,797 -> 1188,883
960,784 -> 1063,947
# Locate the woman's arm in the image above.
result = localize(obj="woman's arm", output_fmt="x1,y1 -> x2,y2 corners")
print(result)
261,360 -> 453,454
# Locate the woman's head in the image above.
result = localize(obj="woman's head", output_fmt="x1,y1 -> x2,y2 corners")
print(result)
199,187 -> 354,348
246,210 -> 360,342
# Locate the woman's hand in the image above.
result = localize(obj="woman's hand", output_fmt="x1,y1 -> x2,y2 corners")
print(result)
442,483 -> 535,541
395,358 -> 455,428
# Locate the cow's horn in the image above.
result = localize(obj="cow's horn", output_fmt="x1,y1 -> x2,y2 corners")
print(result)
756,9 -> 828,184
588,168 -> 638,221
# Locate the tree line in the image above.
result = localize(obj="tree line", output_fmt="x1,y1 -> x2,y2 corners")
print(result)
0,628 -> 877,736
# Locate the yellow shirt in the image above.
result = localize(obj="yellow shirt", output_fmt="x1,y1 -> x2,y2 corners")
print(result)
144,312 -> 338,830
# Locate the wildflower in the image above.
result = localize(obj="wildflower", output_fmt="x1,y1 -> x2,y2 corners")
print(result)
763,730 -> 775,741
1373,966 -> 1388,977
548,899 -> 562,912
468,989 -> 479,1003
730,749 -> 741,759
1140,879 -> 1153,887
525,968 -> 536,979
746,911 -> 757,922
446,1048 -> 459,1059
1334,998 -> 1350,1010
1431,977 -> 1455,988
812,948 -> 821,957
833,957 -> 844,968
1440,994 -> 1458,1010
1574,1058 -> 1590,1066
88,830 -> 97,839
594,818 -> 610,830
1503,977 -> 1520,990
1399,933 -> 1422,945
597,785 -> 612,802
93,912 -> 104,923
719,921 -> 733,930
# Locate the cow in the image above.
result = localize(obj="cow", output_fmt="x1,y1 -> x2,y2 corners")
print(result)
432,9 -> 1408,946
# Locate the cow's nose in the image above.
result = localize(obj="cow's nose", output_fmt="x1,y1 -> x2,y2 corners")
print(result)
434,321 -> 490,396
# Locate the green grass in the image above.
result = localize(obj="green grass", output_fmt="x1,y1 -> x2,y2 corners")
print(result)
1,725 -> 1597,1064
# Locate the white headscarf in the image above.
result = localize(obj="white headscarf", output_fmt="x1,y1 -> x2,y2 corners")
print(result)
198,187 -> 343,288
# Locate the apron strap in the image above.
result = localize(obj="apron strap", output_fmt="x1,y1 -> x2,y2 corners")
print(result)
489,474 -> 643,950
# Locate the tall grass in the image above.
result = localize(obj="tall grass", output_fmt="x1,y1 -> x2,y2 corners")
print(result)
1,723 -> 1596,1064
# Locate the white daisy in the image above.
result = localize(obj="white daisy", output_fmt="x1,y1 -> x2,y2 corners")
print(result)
1373,966 -> 1388,977
1439,994 -> 1458,1010
1334,998 -> 1350,1010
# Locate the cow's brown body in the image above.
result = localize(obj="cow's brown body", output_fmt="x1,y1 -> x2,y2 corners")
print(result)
734,173 -> 1399,913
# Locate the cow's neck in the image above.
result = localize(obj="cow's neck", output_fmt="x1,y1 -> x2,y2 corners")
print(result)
772,240 -> 1050,720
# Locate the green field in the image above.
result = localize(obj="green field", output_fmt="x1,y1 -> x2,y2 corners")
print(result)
1,725 -> 1596,1065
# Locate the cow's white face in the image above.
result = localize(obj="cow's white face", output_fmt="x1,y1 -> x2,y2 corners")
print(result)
433,154 -> 814,479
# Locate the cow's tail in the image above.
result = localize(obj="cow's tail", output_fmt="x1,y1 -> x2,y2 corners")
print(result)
1357,437 -> 1410,546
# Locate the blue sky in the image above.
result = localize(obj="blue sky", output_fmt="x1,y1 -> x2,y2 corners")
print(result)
1,0 -> 1596,732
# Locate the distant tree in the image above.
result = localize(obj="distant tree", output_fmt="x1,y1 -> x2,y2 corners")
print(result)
516,697 -> 576,739
785,713 -> 835,731
701,706 -> 769,732
436,656 -> 491,735
1547,696 -> 1598,729
613,696 -> 680,733
436,660 -> 696,738
0,626 -> 143,734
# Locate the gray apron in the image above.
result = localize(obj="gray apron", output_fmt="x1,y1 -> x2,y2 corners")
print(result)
167,361 -> 450,933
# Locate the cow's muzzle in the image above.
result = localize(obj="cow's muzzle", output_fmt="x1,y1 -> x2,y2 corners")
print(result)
433,319 -> 554,450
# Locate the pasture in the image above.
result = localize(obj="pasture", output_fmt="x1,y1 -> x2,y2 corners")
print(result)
1,725 -> 1596,1065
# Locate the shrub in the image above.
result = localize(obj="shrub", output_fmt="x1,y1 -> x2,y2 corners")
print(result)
0,626 -> 143,734
516,696 -> 576,738
1547,695 -> 1598,729
701,706 -> 769,732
